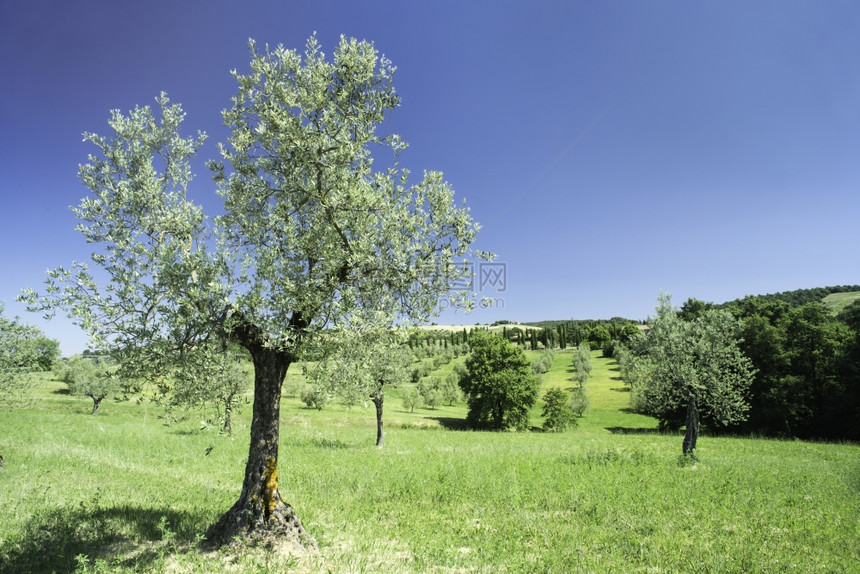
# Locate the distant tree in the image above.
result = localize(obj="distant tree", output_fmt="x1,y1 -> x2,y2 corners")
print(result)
307,330 -> 411,447
678,298 -> 714,322
442,372 -> 462,406
0,304 -> 55,408
532,349 -> 554,374
730,297 -> 856,440
418,376 -> 442,409
571,343 -> 592,387
541,387 -> 576,432
1,306 -> 56,468
401,387 -> 422,413
780,303 -> 850,438
459,331 -> 540,431
557,324 -> 567,349
569,386 -> 590,417
630,295 -> 755,456
300,384 -> 329,411
21,36 -> 482,546
32,337 -> 61,371
170,351 -> 249,435
587,325 -> 610,350
58,356 -> 120,414
835,301 -> 860,440
1,305 -> 60,465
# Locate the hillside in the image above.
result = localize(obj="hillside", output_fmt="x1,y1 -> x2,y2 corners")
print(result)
823,291 -> 860,314
722,284 -> 860,309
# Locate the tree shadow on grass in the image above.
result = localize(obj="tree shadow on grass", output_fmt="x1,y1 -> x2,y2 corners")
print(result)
0,504 -> 212,574
429,417 -> 469,430
605,426 -> 666,435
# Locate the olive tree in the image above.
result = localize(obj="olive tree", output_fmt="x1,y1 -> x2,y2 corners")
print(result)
570,342 -> 592,387
0,305 -> 59,466
630,294 -> 755,456
1,305 -> 48,403
58,355 -> 120,414
306,328 -> 411,447
22,36 -> 480,547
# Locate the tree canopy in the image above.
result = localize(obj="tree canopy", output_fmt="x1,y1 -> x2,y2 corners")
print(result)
459,331 -> 540,431
22,35 -> 482,547
0,304 -> 58,404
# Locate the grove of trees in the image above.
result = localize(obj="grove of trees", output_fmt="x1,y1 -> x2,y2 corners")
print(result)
722,295 -> 860,440
618,290 -> 860,445
21,35 -> 482,548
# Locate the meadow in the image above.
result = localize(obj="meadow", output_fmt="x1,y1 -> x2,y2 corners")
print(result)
1,350 -> 857,573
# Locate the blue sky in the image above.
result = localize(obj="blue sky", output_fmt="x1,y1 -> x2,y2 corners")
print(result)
2,1 -> 858,355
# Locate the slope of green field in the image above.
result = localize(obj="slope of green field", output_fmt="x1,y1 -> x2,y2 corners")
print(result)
822,291 -> 860,314
1,355 -> 857,573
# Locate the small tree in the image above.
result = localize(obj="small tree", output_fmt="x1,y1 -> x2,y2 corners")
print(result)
541,387 -> 576,432
418,377 -> 442,409
571,343 -> 592,387
1,305 -> 55,405
59,356 -> 120,414
153,349 -> 250,435
0,306 -> 58,467
300,384 -> 328,411
569,386 -> 590,416
306,329 -> 411,447
401,387 -> 422,413
532,348 -> 554,374
459,331 -> 540,431
442,372 -> 462,406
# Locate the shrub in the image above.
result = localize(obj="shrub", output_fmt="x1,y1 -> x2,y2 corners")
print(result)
300,385 -> 328,410
570,386 -> 590,416
542,388 -> 577,432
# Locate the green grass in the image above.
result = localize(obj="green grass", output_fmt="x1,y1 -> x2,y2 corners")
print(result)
822,291 -> 860,314
1,358 -> 858,573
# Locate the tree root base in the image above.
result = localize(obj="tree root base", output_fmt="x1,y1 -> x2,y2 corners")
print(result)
204,500 -> 317,553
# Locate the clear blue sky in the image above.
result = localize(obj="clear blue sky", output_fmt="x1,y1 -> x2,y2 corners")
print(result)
2,1 -> 858,355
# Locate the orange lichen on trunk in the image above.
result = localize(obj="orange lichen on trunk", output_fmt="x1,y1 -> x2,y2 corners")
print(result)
262,456 -> 279,517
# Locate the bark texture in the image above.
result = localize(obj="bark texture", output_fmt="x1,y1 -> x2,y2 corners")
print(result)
682,395 -> 699,456
205,336 -> 315,550
87,393 -> 105,415
373,392 -> 384,448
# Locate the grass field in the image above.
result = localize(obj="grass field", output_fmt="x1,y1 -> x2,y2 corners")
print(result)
1,351 -> 858,573
822,291 -> 860,314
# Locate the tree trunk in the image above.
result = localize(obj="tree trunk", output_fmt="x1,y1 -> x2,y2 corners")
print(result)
682,395 -> 699,456
223,391 -> 234,436
373,391 -> 384,448
88,392 -> 104,415
205,343 -> 315,550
